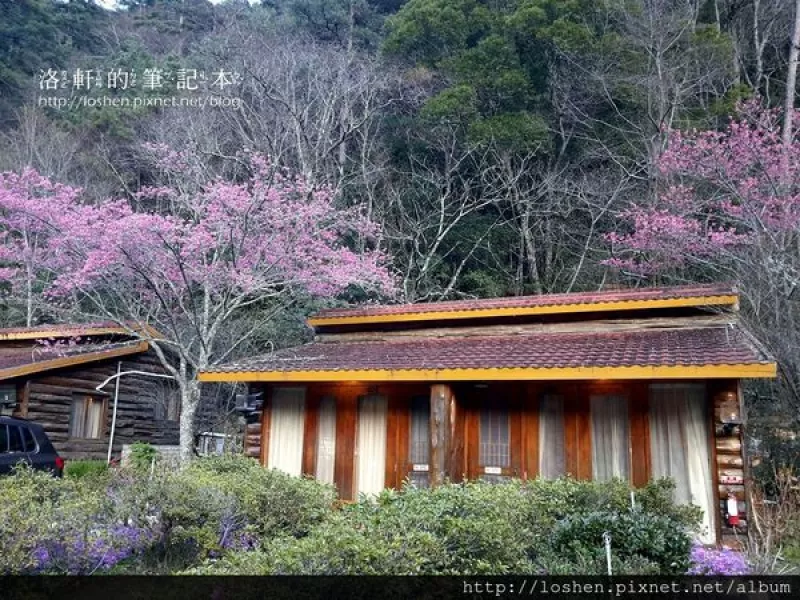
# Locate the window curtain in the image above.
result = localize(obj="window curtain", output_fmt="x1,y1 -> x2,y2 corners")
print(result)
268,387 -> 306,477
590,395 -> 630,481
539,395 -> 566,479
86,399 -> 104,438
356,394 -> 388,496
70,398 -> 87,437
649,383 -> 716,544
315,396 -> 337,485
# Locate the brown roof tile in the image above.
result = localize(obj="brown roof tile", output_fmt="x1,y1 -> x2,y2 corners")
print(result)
310,283 -> 736,322
0,341 -> 147,380
203,325 -> 768,374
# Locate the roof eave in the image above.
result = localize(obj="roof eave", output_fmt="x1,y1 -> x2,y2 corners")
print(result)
197,362 -> 777,383
0,341 -> 150,382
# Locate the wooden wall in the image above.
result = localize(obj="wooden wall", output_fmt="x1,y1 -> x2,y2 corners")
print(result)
250,379 -> 727,542
709,379 -> 747,546
12,350 -> 179,460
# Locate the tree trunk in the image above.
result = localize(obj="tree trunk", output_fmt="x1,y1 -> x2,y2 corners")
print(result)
178,379 -> 200,464
782,0 -> 800,148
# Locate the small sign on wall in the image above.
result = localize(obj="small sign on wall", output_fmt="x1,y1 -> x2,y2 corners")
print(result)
484,466 -> 502,475
412,464 -> 429,472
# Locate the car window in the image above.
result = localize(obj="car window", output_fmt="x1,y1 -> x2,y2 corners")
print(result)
7,426 -> 23,453
22,427 -> 37,453
0,424 -> 7,453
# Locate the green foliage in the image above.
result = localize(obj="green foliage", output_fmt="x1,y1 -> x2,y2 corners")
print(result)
467,112 -> 549,151
551,511 -> 691,574
193,477 -> 699,575
128,442 -> 159,472
384,0 -> 492,66
64,459 -> 109,480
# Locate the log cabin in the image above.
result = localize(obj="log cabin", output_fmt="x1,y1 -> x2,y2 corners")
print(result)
0,323 -> 179,460
198,284 -> 777,545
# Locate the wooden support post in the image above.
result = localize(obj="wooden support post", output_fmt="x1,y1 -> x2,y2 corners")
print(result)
429,383 -> 455,487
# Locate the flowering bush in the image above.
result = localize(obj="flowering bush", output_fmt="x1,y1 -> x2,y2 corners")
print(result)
0,456 -> 336,574
688,542 -> 750,575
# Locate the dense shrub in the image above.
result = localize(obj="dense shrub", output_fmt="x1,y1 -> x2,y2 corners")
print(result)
1,460 -> 703,575
193,477 -> 700,576
0,456 -> 336,574
64,460 -> 109,479
0,466 -> 155,574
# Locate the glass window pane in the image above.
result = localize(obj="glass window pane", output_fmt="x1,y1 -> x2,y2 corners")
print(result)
22,427 -> 36,452
0,425 -> 8,453
409,396 -> 430,464
479,407 -> 510,468
7,426 -> 23,453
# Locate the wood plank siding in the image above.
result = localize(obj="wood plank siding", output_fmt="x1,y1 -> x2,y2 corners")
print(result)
11,351 -> 179,460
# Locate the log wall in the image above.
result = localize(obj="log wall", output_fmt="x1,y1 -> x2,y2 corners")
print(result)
12,350 -> 179,460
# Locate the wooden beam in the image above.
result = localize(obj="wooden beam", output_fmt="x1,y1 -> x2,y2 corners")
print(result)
259,387 -> 272,467
334,391 -> 359,501
429,384 -> 455,487
629,382 -> 651,487
302,390 -> 320,477
198,362 -> 777,383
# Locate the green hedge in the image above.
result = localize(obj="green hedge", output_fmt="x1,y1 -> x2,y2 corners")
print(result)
1,457 -> 701,575
191,477 -> 699,575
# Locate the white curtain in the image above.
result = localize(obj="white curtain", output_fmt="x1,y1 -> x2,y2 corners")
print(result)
86,399 -> 104,438
650,383 -> 716,544
539,395 -> 566,479
356,394 -> 387,496
268,387 -> 306,476
591,395 -> 630,481
315,396 -> 337,484
70,398 -> 87,437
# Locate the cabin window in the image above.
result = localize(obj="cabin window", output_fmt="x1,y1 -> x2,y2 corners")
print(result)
69,395 -> 107,439
409,395 -> 430,488
267,387 -> 305,477
355,394 -> 387,496
590,395 -> 630,481
151,385 -> 180,422
315,396 -> 337,485
649,383 -> 715,543
479,406 -> 510,482
538,394 -> 566,479
0,385 -> 16,406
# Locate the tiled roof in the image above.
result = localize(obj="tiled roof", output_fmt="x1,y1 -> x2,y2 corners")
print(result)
309,283 -> 736,323
0,341 -> 148,381
202,325 -> 769,375
0,322 -> 126,340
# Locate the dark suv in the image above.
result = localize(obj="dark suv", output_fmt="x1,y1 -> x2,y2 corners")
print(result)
0,417 -> 64,476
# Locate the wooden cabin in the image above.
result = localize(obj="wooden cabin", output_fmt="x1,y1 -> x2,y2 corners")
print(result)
198,284 -> 777,544
0,323 -> 179,460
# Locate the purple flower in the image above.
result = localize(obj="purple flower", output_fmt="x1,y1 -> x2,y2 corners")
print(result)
688,542 -> 749,575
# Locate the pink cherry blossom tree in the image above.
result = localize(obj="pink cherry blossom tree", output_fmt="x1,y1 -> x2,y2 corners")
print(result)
0,169 -> 85,326
0,147 -> 394,461
606,100 -> 800,407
